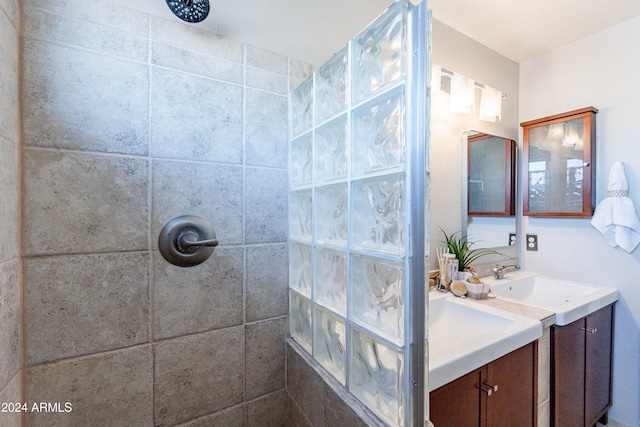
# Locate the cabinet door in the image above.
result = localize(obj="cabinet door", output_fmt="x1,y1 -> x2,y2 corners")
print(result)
552,318 -> 586,426
521,107 -> 597,217
486,342 -> 537,427
430,368 -> 483,427
585,305 -> 614,426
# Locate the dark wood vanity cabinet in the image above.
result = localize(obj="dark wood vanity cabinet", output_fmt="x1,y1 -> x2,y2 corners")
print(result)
430,342 -> 537,427
551,304 -> 614,427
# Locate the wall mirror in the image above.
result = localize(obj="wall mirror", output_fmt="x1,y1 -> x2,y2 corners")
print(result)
463,131 -> 517,248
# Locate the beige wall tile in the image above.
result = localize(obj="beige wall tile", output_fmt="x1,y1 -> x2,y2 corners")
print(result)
0,4 -> 18,144
22,39 -> 149,155
152,41 -> 243,84
24,149 -> 149,255
153,248 -> 243,340
245,318 -> 287,399
245,167 -> 287,244
285,393 -> 314,427
0,140 -> 19,261
246,66 -> 289,94
246,46 -> 288,75
289,58 -> 314,81
286,343 -> 325,427
246,244 -> 288,322
25,252 -> 150,364
0,260 -> 20,388
154,327 -> 245,426
246,390 -> 286,427
0,371 -> 21,427
151,160 -> 244,246
176,405 -> 245,427
24,0 -> 149,37
245,89 -> 288,168
150,16 -> 243,63
23,6 -> 148,62
150,67 -> 243,163
324,383 -> 370,427
25,345 -> 154,427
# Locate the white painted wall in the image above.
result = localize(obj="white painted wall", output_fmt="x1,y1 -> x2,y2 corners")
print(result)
429,19 -> 519,270
520,16 -> 640,427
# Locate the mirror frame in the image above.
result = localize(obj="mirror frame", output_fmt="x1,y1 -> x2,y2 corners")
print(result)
467,132 -> 517,216
461,131 -> 518,250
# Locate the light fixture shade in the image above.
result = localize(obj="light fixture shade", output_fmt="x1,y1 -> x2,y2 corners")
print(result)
562,122 -> 581,147
478,86 -> 502,122
547,123 -> 565,140
450,73 -> 475,114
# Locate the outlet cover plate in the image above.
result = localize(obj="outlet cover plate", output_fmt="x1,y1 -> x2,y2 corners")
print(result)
526,234 -> 538,251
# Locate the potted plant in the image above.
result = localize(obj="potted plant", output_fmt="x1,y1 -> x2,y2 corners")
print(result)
440,227 -> 503,272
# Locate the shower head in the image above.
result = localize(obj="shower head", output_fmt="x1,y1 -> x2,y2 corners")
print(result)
166,0 -> 210,23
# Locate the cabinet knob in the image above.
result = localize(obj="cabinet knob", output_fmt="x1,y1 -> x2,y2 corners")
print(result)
580,327 -> 597,334
476,384 -> 493,396
483,380 -> 498,392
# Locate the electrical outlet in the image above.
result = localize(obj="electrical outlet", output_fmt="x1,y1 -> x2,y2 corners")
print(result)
509,233 -> 517,246
526,234 -> 538,251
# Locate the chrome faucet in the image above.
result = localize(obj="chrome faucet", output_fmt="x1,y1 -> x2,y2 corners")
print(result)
492,264 -> 520,280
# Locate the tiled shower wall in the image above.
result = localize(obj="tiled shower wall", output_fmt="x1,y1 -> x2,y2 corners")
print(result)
16,0 -> 311,425
0,0 -> 22,425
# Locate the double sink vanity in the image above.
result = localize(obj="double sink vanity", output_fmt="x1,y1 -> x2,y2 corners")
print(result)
428,270 -> 618,427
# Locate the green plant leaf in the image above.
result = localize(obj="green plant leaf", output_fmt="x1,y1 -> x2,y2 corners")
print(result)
438,226 -> 505,271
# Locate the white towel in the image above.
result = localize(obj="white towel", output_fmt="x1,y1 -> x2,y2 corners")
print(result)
591,161 -> 640,252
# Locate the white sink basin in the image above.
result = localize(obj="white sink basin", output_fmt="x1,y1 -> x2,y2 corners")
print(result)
484,270 -> 618,326
428,291 -> 542,391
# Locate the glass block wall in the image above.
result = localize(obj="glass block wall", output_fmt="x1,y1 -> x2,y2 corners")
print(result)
288,1 -> 428,425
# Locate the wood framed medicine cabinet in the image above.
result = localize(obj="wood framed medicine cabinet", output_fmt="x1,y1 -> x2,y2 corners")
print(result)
467,132 -> 517,217
521,107 -> 597,217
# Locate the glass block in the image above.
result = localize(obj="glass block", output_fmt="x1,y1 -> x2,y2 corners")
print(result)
315,46 -> 348,123
289,292 -> 312,353
315,115 -> 347,182
350,253 -> 404,345
352,87 -> 405,175
289,242 -> 312,298
291,133 -> 313,186
290,190 -> 313,241
313,306 -> 346,385
351,174 -> 405,255
315,183 -> 347,246
349,326 -> 404,426
351,1 -> 407,103
314,247 -> 347,316
291,77 -> 313,137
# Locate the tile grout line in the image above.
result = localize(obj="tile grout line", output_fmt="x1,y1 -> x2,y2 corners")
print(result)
146,15 -> 157,427
242,42 -> 248,423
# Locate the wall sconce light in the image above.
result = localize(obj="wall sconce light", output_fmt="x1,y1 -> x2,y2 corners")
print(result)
432,64 -> 505,121
450,72 -> 475,114
478,86 -> 502,122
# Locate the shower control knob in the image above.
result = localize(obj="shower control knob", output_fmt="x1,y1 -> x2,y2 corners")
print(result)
159,215 -> 218,267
